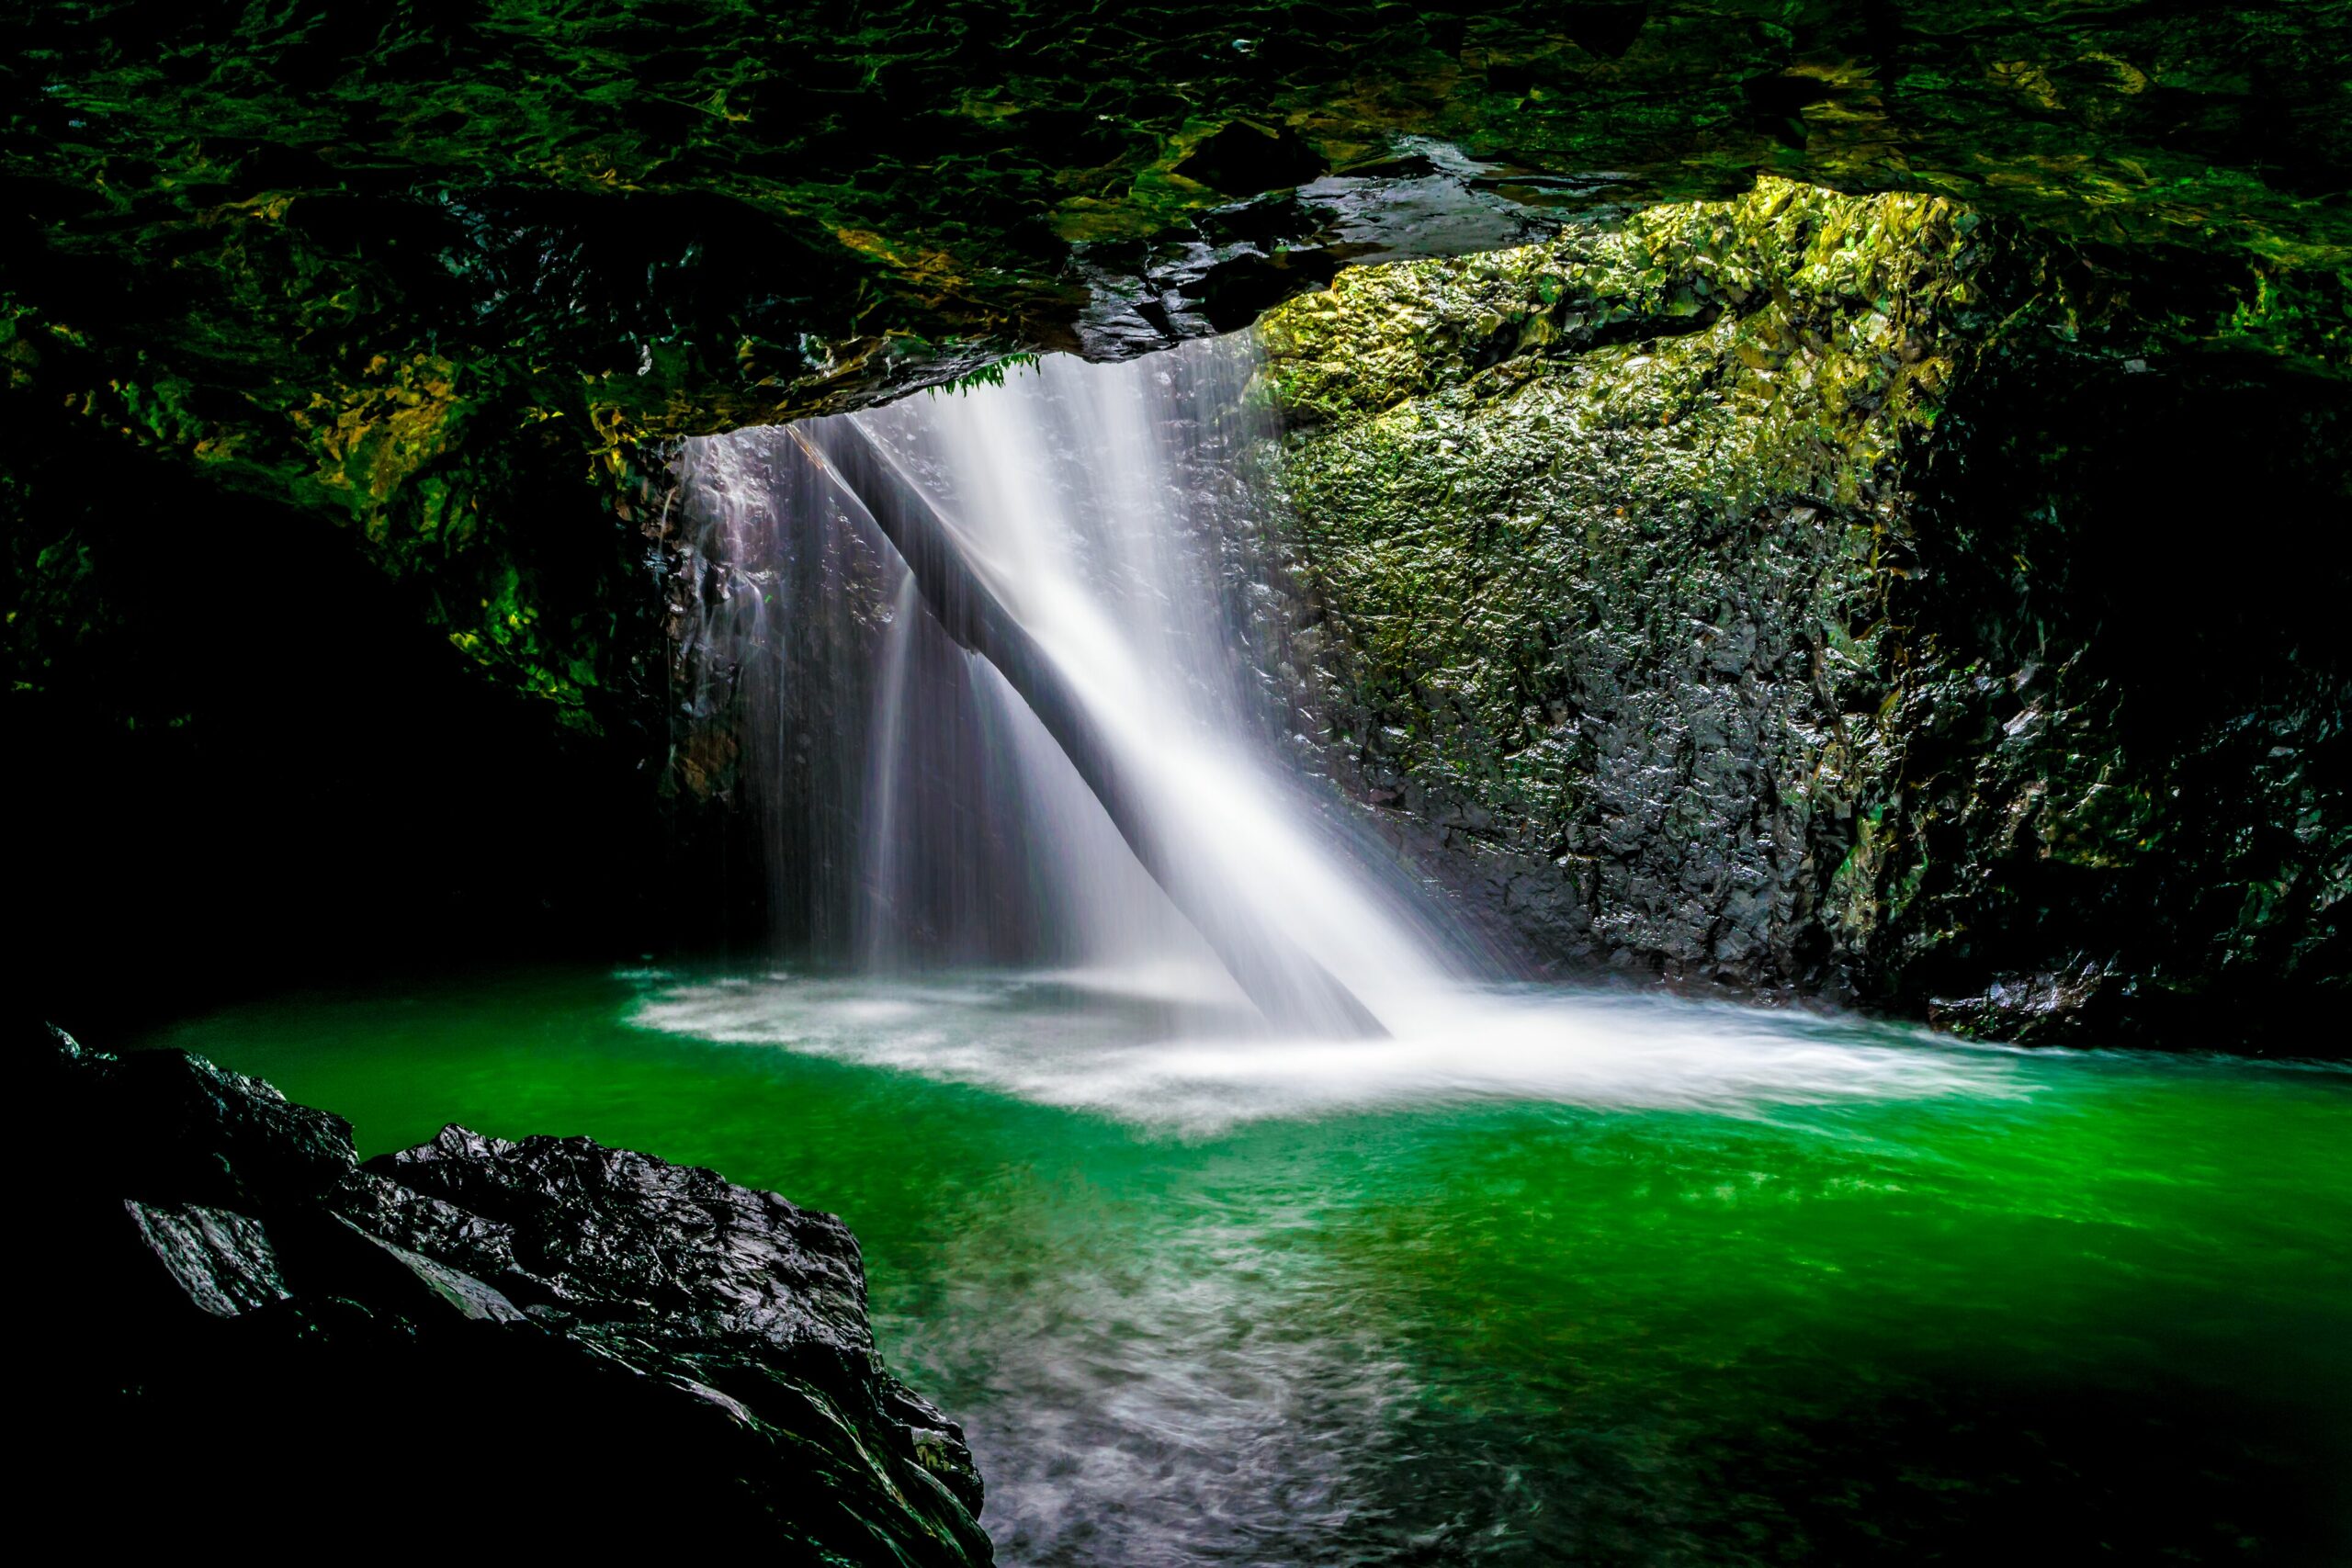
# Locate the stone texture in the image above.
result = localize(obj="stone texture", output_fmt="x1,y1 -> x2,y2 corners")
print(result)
1249,179 -> 2348,1046
5,6 -> 2347,1043
28,1022 -> 991,1561
1254,180 -> 1966,992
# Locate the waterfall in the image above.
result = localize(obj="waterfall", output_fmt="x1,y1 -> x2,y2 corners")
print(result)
674,334 -> 1453,1036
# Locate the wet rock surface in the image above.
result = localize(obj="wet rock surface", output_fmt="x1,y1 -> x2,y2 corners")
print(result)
1250,180 -> 2349,1047
28,1023 -> 990,1562
1252,181 -> 1964,992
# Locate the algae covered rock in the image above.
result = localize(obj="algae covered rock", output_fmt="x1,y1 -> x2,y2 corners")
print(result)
4,4 -> 2347,1043
5,2 -> 2348,734
1257,179 -> 1978,990
1254,178 -> 2350,1045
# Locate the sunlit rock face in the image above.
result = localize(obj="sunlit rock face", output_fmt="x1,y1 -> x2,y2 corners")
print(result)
1254,179 -> 2349,1045
1255,182 -> 1970,989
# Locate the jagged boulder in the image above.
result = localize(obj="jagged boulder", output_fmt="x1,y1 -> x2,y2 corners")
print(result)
28,1024 -> 990,1563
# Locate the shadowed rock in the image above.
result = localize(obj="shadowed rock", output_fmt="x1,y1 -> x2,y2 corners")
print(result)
28,1022 -> 991,1562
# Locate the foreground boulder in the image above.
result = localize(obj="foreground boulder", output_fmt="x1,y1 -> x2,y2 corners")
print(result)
28,1024 -> 989,1563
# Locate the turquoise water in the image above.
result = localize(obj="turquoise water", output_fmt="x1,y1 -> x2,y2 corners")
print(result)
143,966 -> 2352,1564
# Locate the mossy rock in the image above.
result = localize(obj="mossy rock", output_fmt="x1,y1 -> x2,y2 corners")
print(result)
1254,178 -> 2349,1045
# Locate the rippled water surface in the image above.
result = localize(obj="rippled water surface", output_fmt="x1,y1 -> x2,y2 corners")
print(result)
144,967 -> 2352,1564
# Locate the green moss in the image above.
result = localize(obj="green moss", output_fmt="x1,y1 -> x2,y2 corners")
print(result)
3,6 -> 2348,1025
1256,175 -> 2350,1042
5,3 -> 2347,740
1261,177 -> 1962,844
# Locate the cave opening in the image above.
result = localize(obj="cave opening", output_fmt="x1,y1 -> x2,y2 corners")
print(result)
9,7 -> 2350,1554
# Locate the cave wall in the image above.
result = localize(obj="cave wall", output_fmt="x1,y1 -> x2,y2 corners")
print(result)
1,403 -> 680,1037
5,4 -> 2348,1035
1251,181 -> 2349,1046
1869,328 -> 2349,1043
6,1 -> 2346,736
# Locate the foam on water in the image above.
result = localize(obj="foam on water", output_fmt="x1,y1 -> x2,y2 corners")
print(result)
143,968 -> 2352,1567
626,969 -> 2026,1133
666,340 -> 2085,1128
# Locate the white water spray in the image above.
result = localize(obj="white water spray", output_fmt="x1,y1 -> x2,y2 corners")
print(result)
661,333 -> 2023,1120
678,334 -> 1453,1034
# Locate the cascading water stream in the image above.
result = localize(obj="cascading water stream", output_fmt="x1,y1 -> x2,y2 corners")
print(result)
675,334 -> 1457,1034
854,571 -> 920,971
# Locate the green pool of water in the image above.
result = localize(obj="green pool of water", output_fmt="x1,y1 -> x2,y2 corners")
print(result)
141,965 -> 2352,1565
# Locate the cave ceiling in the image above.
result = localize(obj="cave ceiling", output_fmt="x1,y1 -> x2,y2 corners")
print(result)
4,3 -> 2345,732
6,1 -> 2345,435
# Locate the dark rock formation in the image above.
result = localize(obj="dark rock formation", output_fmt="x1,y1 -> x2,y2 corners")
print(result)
28,1023 -> 990,1562
1249,180 -> 2349,1048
